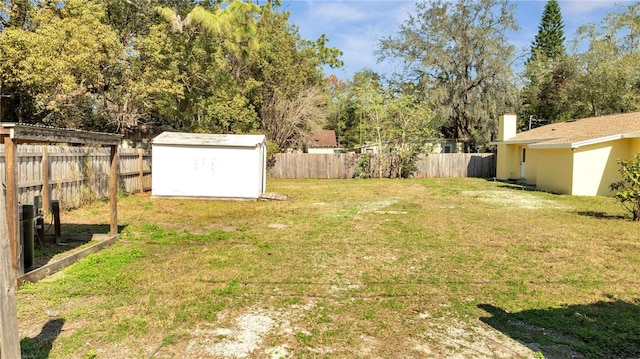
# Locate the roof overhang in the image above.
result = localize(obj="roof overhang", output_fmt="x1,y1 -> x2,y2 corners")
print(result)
0,123 -> 122,146
152,132 -> 266,148
529,132 -> 640,149
489,138 -> 558,146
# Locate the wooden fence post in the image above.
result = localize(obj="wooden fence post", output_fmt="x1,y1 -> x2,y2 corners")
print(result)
138,149 -> 144,193
4,137 -> 21,277
42,146 -> 49,214
0,159 -> 22,358
109,145 -> 118,236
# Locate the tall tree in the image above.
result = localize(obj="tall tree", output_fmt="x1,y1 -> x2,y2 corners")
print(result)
250,2 -> 341,151
0,0 -> 123,128
521,54 -> 576,125
529,0 -> 565,62
521,0 -> 570,125
570,19 -> 640,118
133,1 -> 262,133
0,0 -> 342,141
328,69 -> 436,177
558,3 -> 640,119
377,0 -> 519,151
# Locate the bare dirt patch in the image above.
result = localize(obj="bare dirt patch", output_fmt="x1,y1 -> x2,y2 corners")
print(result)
152,303 -> 536,358
186,311 -> 276,358
463,190 -> 570,209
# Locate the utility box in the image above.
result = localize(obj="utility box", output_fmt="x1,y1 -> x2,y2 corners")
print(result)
151,132 -> 267,199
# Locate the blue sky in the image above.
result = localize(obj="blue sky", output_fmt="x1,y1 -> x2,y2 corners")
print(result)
281,0 -> 627,80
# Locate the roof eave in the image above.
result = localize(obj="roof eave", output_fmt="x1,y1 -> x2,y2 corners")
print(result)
530,133 -> 635,149
490,138 -> 558,146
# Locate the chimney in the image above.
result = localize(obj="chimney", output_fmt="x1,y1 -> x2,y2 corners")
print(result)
498,114 -> 517,141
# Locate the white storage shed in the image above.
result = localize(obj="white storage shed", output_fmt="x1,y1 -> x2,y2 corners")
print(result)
151,132 -> 267,199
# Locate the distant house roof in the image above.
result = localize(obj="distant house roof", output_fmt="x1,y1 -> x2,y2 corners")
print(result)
310,130 -> 337,148
495,112 -> 640,149
152,132 -> 266,147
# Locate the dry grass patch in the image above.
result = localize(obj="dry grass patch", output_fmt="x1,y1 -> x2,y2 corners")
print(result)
462,189 -> 571,209
16,178 -> 640,358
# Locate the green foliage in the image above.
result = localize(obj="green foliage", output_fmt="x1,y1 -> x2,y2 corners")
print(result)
570,15 -> 640,117
521,54 -> 576,124
521,0 -> 570,124
0,0 -> 339,145
378,0 -> 519,150
354,153 -> 373,179
529,0 -> 566,62
138,2 -> 263,133
0,0 -> 123,127
252,5 -> 338,150
522,2 -> 640,123
610,153 -> 640,221
306,34 -> 343,69
329,70 -> 436,177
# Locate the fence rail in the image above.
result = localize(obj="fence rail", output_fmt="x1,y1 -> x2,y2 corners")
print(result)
268,153 -> 496,179
0,145 -> 151,209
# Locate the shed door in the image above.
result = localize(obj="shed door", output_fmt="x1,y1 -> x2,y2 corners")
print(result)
520,147 -> 526,178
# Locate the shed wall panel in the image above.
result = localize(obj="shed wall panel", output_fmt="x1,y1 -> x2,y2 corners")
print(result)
152,141 -> 265,199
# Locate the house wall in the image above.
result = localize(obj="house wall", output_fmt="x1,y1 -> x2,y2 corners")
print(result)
572,142 -> 615,196
307,147 -> 336,154
573,138 -> 640,196
524,146 -> 539,185
631,138 -> 640,154
425,140 -> 464,154
152,144 -> 265,199
496,143 -> 520,179
535,148 -> 573,194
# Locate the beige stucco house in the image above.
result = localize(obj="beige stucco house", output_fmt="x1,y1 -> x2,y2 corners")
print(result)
493,113 -> 640,196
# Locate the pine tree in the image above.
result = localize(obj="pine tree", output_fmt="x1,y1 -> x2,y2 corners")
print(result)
529,0 -> 566,62
522,0 -> 571,124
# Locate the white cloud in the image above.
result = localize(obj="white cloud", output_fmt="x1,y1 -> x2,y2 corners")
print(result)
305,1 -> 372,22
559,0 -> 617,17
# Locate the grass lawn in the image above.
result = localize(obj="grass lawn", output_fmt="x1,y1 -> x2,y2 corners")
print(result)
17,178 -> 640,358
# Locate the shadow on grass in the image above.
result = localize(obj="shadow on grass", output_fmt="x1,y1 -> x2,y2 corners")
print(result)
21,318 -> 65,359
575,211 -> 627,220
486,178 -> 541,192
478,299 -> 640,358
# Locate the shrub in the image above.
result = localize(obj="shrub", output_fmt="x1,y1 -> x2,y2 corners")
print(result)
610,153 -> 640,221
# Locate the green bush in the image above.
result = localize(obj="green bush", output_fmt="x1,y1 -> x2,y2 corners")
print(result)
610,153 -> 640,221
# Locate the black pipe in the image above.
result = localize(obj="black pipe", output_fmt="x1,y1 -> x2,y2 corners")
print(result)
21,204 -> 35,270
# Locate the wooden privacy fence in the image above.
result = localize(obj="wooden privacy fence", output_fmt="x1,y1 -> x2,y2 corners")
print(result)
0,145 -> 151,209
4,148 -> 494,207
413,153 -> 496,178
268,152 -> 496,179
269,153 -> 358,179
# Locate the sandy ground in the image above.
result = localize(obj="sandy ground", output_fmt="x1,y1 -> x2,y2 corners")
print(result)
141,304 -> 537,359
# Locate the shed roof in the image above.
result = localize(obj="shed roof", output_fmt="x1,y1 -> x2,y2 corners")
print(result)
311,130 -> 337,147
152,132 -> 266,147
495,112 -> 640,149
